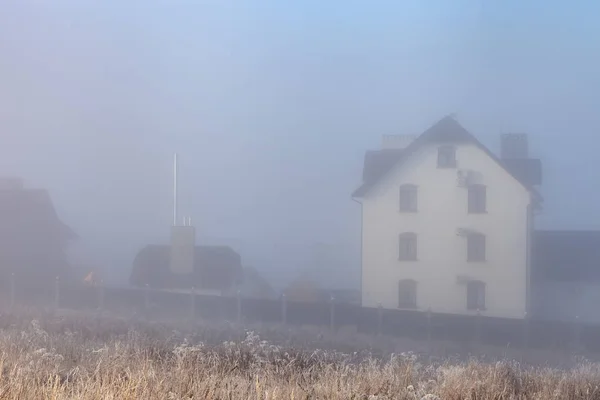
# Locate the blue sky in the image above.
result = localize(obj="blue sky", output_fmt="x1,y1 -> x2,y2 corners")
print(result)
1,1 -> 599,287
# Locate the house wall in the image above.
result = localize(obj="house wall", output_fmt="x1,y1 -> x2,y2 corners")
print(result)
360,143 -> 531,319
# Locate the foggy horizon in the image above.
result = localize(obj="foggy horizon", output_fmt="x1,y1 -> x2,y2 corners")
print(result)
1,1 -> 599,289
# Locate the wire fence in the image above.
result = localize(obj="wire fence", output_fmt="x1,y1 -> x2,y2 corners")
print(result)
1,275 -> 595,355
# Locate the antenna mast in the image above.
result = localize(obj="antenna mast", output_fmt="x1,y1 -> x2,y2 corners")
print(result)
173,153 -> 178,226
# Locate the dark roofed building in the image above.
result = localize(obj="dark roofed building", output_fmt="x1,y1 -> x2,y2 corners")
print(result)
232,266 -> 277,299
0,179 -> 75,285
532,230 -> 600,283
531,230 -> 600,323
129,244 -> 243,291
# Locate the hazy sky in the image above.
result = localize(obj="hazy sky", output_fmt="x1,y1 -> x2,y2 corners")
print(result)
1,1 -> 599,287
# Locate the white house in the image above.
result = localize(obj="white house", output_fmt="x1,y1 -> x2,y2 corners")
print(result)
352,116 -> 542,319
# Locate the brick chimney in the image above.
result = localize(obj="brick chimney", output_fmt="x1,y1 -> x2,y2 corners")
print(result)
500,133 -> 528,159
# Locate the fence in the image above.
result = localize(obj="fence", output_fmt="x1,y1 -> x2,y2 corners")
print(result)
2,275 -> 598,354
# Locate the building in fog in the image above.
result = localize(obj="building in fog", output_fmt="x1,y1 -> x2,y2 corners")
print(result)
129,244 -> 243,291
352,116 -> 542,319
0,178 -> 75,286
531,230 -> 600,324
235,266 -> 277,299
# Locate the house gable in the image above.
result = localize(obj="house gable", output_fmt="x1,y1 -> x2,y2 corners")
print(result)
352,116 -> 541,202
361,140 -> 532,215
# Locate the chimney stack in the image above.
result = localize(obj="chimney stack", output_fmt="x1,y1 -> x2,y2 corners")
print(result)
500,133 -> 529,159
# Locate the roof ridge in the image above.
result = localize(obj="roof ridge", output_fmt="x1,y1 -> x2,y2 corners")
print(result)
352,116 -> 541,198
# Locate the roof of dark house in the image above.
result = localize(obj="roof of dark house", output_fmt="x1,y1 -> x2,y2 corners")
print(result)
352,116 -> 543,198
0,187 -> 76,240
130,244 -> 243,290
532,230 -> 600,282
0,186 -> 75,282
235,266 -> 277,298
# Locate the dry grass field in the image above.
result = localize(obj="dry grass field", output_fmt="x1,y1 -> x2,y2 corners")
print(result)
0,311 -> 598,399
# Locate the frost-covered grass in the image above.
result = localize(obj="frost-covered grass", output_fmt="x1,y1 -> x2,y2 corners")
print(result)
0,311 -> 598,399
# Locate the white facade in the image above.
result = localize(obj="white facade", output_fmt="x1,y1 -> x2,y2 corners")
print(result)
356,138 -> 534,319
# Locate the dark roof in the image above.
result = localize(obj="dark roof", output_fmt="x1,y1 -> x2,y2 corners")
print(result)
0,188 -> 76,240
237,266 -> 277,298
0,186 -> 74,282
532,230 -> 600,282
502,158 -> 542,187
352,116 -> 542,198
362,149 -> 405,183
130,244 -> 243,290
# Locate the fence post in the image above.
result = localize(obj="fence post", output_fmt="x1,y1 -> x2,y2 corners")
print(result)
190,287 -> 196,321
54,276 -> 60,310
281,293 -> 287,325
426,307 -> 432,344
474,309 -> 482,347
10,273 -> 15,311
97,280 -> 105,312
522,312 -> 529,350
144,284 -> 150,317
236,290 -> 242,325
574,315 -> 581,354
329,295 -> 335,332
377,303 -> 383,336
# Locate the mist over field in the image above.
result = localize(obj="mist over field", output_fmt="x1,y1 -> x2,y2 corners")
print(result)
1,1 -> 599,290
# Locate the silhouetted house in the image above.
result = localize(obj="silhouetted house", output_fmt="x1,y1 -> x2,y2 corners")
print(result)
531,230 -> 600,323
129,244 -> 243,291
532,230 -> 600,283
0,179 -> 75,286
284,278 -> 320,302
230,267 -> 277,299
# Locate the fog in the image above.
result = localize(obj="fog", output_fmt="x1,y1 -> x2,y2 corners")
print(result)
1,1 -> 600,289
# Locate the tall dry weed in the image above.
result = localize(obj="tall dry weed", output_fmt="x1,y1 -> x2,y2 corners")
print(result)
0,312 -> 595,399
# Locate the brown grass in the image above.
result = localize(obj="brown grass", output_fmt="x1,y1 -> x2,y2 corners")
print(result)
0,311 -> 598,399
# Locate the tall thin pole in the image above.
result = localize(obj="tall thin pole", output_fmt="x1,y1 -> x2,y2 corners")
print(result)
173,153 -> 178,226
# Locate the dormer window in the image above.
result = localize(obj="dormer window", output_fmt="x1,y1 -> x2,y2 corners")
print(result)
437,146 -> 456,168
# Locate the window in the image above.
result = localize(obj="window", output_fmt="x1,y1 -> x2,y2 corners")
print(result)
398,279 -> 417,308
399,184 -> 418,212
468,184 -> 486,213
398,232 -> 417,261
467,280 -> 486,310
437,146 -> 456,168
467,233 -> 486,262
